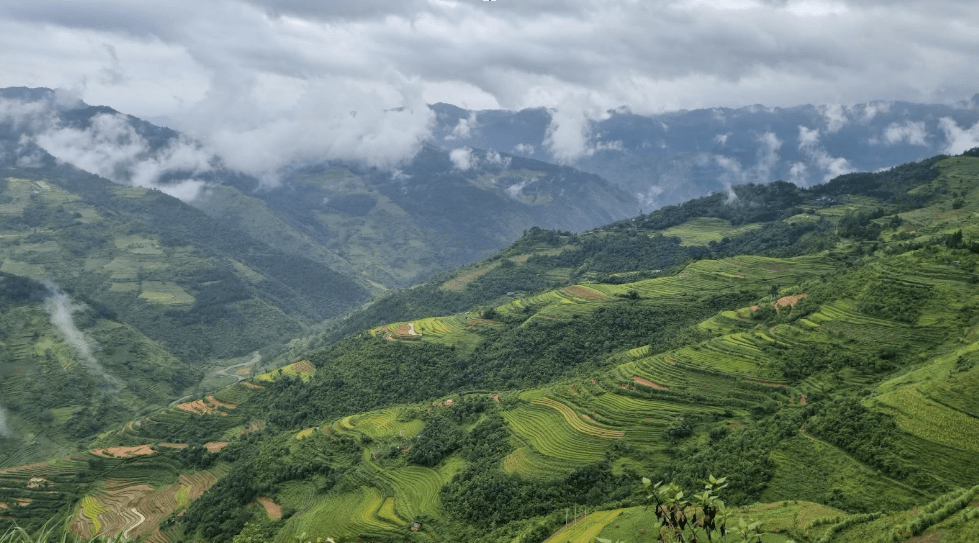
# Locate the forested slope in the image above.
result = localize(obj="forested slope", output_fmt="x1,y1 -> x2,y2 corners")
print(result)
4,151 -> 979,542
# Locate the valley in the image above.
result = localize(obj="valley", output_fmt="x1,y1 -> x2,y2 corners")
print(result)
3,150 -> 979,541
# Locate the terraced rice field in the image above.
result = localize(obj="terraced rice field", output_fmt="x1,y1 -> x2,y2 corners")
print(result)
661,217 -> 765,246
531,397 -> 625,439
68,470 -> 219,541
503,404 -> 610,466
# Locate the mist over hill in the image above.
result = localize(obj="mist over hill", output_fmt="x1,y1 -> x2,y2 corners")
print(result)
430,96 -> 979,208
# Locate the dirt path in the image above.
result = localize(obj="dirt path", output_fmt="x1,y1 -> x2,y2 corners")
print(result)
170,352 -> 261,405
123,507 -> 145,539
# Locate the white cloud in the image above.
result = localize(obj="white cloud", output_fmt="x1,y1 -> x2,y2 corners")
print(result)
449,147 -> 475,170
446,111 -> 477,140
638,184 -> 665,209
513,143 -> 535,154
33,111 -> 213,202
883,121 -> 928,146
819,104 -> 848,132
938,117 -> 979,154
543,93 -> 611,163
505,179 -> 530,200
797,124 -> 853,181
788,162 -> 808,185
714,133 -> 730,145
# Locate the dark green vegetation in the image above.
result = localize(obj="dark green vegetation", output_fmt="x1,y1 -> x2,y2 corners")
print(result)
196,145 -> 637,288
5,152 -> 979,542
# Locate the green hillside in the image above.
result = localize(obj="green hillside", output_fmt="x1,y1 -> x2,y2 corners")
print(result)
3,152 -> 979,542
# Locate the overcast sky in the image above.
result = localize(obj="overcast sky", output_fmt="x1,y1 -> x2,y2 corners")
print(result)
1,0 -> 977,177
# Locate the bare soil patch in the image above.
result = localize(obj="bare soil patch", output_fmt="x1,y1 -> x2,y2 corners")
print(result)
242,381 -> 263,389
799,394 -> 808,406
176,396 -> 235,416
290,360 -> 314,374
158,443 -> 189,449
772,293 -> 807,314
204,442 -> 229,453
257,497 -> 282,519
492,393 -> 500,403
631,375 -> 669,390
91,445 -> 156,458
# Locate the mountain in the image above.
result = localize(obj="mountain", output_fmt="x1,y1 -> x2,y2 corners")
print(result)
1,87 -> 638,289
197,145 -> 637,287
430,95 -> 979,208
3,150 -> 979,541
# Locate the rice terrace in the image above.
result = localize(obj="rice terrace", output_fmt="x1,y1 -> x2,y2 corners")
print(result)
3,130 -> 979,543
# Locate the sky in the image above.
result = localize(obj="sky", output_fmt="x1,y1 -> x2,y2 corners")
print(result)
1,0 -> 977,179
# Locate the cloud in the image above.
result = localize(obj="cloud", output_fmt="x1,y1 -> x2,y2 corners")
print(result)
446,111 -> 477,140
43,283 -> 120,390
819,104 -> 848,133
712,131 -> 782,195
638,184 -> 665,209
0,405 -> 10,438
513,143 -> 535,154
938,117 -> 979,154
2,0 -> 979,181
883,121 -> 928,146
788,162 -> 808,185
543,93 -> 610,163
797,124 -> 853,182
505,179 -> 530,200
177,76 -> 434,182
33,111 -> 212,201
449,147 -> 475,170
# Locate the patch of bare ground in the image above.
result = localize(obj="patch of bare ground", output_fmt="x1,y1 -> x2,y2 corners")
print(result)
176,395 -> 236,415
290,360 -> 314,373
242,381 -> 263,389
631,375 -> 669,390
91,445 -> 156,458
70,471 -> 219,541
492,393 -> 500,403
257,497 -> 283,519
204,442 -> 229,453
772,293 -> 807,314
158,443 -> 188,449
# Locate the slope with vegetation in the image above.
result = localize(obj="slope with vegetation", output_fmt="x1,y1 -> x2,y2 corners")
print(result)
4,151 -> 979,542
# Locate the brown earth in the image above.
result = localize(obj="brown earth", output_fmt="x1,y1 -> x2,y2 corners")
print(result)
772,293 -> 808,314
257,497 -> 283,519
91,445 -> 156,458
492,394 -> 500,403
631,375 -> 669,390
158,443 -> 189,449
204,442 -> 229,453
242,381 -> 263,389
290,360 -> 315,373
176,395 -> 236,416
69,471 -> 218,541
799,394 -> 808,406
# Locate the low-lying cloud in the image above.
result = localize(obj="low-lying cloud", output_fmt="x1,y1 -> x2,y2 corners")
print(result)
797,125 -> 853,183
44,283 -> 119,390
939,117 -> 979,155
0,405 -> 11,438
34,111 -> 212,201
883,121 -> 928,146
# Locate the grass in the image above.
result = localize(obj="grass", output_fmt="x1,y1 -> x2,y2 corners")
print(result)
662,217 -> 766,246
